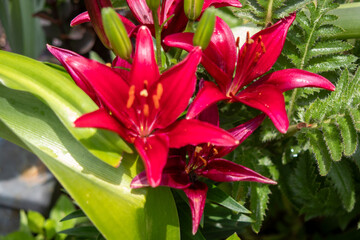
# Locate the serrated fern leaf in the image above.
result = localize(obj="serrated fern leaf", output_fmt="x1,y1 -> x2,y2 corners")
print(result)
250,183 -> 271,233
328,160 -> 355,212
297,68 -> 360,174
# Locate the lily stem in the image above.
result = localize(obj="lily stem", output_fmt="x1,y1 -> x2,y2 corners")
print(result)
152,10 -> 162,68
175,20 -> 194,61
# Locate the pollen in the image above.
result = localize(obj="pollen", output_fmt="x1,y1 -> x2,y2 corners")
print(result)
153,95 -> 160,109
195,146 -> 203,153
156,83 -> 163,99
140,89 -> 149,97
212,148 -> 218,155
236,37 -> 240,48
127,85 -> 136,108
143,104 -> 150,117
259,36 -> 266,53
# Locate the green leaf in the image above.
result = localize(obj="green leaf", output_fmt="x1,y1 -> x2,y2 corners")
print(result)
0,85 -> 180,240
1,231 -> 35,240
322,123 -> 343,162
350,108 -> 360,131
226,232 -> 241,240
0,50 -> 132,167
49,195 -> 76,239
328,161 -> 355,212
60,210 -> 86,222
207,186 -> 250,214
250,183 -> 271,233
27,211 -> 45,234
308,40 -> 353,59
44,219 -> 57,240
337,112 -> 358,156
307,129 -> 332,175
59,226 -> 99,238
306,55 -> 357,73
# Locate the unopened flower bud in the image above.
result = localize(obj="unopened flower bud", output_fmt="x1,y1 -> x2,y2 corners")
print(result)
184,0 -> 204,21
146,0 -> 160,11
193,7 -> 216,49
102,8 -> 132,61
85,0 -> 113,48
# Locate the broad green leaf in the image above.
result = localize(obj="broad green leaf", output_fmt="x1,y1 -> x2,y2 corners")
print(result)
44,219 -> 57,240
307,129 -> 332,175
27,211 -> 45,234
337,113 -> 358,156
1,231 -> 35,240
328,161 -> 355,212
59,226 -> 100,238
328,2 -> 360,39
321,123 -> 343,162
207,186 -> 250,214
0,50 -> 132,167
226,233 -> 241,240
0,85 -> 180,240
250,183 -> 271,233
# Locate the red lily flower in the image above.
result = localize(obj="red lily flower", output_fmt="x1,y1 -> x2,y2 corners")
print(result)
164,14 -> 336,133
131,106 -> 276,234
125,0 -> 241,38
63,26 -> 239,187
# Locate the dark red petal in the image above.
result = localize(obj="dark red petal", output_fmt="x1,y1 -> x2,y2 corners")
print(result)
203,0 -> 242,10
65,56 -> 136,128
233,13 -> 296,90
74,108 -> 128,139
200,158 -> 277,184
187,81 -> 229,119
162,119 -> 239,148
131,155 -> 191,189
196,103 -> 219,127
250,69 -> 336,92
154,47 -> 202,128
47,45 -> 101,105
216,114 -> 266,157
160,0 -> 188,37
126,0 -> 153,24
183,181 -> 208,235
130,26 -> 160,90
134,134 -> 169,187
70,11 -> 90,26
235,85 -> 289,133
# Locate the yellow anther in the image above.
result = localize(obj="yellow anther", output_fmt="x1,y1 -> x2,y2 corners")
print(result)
246,32 -> 254,44
212,148 -> 218,155
153,95 -> 160,109
143,104 -> 150,117
106,63 -> 112,67
156,83 -> 163,99
126,85 -> 135,108
140,89 -> 149,97
195,146 -> 203,153
144,80 -> 149,89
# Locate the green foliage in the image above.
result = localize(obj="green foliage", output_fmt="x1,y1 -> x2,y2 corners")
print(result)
298,68 -> 360,174
233,0 -> 313,25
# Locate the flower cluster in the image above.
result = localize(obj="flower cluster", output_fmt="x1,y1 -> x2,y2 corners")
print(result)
47,0 -> 335,234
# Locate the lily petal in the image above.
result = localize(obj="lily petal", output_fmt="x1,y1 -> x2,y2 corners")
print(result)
203,0 -> 242,10
200,158 -> 277,184
234,85 -> 288,133
112,56 -> 132,83
216,114 -> 265,157
250,69 -> 336,92
74,108 -> 128,140
187,81 -> 229,119
233,13 -> 296,90
197,103 -> 219,127
134,134 -> 169,187
70,11 -> 90,26
162,119 -> 239,148
155,47 -> 202,128
131,155 -> 191,189
126,0 -> 153,24
183,181 -> 208,235
65,56 -> 135,128
47,45 -> 100,105
130,26 -> 160,90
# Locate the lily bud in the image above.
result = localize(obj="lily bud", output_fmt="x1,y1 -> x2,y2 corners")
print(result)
193,7 -> 216,49
102,8 -> 132,61
184,0 -> 204,21
146,0 -> 160,11
85,0 -> 113,48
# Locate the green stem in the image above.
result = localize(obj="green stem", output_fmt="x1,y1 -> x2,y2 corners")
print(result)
174,20 -> 194,61
265,0 -> 273,25
152,10 -> 162,68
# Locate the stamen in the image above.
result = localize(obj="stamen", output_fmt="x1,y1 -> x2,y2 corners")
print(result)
198,156 -> 207,167
143,104 -> 150,117
140,89 -> 148,97
153,95 -> 160,109
144,80 -> 149,89
156,83 -> 163,99
259,36 -> 266,53
105,63 -> 112,67
195,146 -> 203,153
236,37 -> 240,48
254,52 -> 261,63
246,32 -> 254,44
126,85 -> 135,108
212,148 -> 218,156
